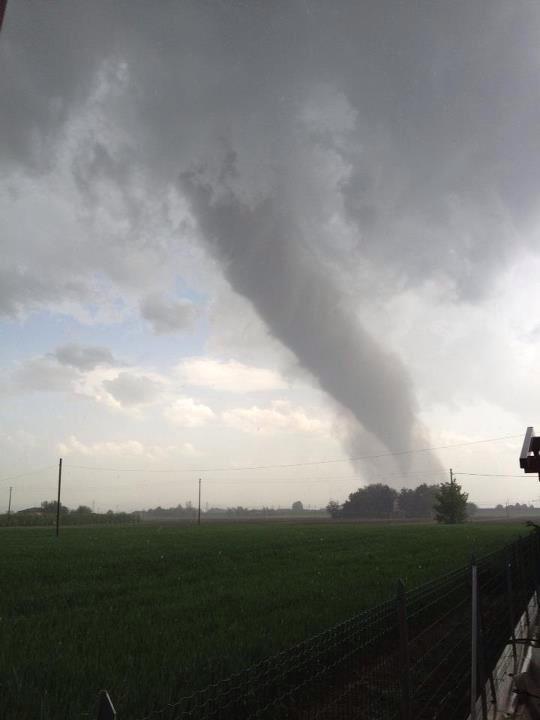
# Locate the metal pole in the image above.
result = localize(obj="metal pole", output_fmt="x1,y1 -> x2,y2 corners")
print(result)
534,532 -> 540,610
471,562 -> 478,720
97,690 -> 116,720
198,478 -> 201,526
397,578 -> 412,720
476,580 -> 492,718
7,486 -> 12,523
56,458 -> 62,538
506,548 -> 518,672
516,537 -> 531,632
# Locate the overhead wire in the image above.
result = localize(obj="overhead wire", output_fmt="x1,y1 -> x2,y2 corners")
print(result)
0,464 -> 56,485
62,432 -> 522,474
0,434 -> 523,509
454,472 -> 528,479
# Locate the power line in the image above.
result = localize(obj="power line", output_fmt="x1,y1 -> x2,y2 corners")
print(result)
0,470 -> 450,493
0,465 -> 56,485
75,470 -> 449,485
454,472 -> 527,479
63,433 -> 521,474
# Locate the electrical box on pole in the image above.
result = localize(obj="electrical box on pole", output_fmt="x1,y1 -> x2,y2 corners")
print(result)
519,427 -> 540,480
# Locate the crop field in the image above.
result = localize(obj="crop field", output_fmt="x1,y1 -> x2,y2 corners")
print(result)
0,521 -> 531,719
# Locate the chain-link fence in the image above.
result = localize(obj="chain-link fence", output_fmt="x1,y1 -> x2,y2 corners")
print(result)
98,532 -> 540,720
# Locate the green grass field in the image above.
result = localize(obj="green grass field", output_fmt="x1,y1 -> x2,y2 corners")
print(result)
0,521 -> 530,719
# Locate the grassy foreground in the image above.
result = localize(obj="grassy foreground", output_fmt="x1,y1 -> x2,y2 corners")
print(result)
0,521 -> 529,719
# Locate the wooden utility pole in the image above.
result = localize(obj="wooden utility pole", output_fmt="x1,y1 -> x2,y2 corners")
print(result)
198,478 -> 202,526
449,468 -> 454,484
56,458 -> 63,537
7,486 -> 12,523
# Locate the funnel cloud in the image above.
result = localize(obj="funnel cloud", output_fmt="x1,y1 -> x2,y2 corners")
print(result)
181,167 -> 436,470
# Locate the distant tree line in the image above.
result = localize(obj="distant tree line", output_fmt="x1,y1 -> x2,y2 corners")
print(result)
3,500 -> 327,527
495,503 -> 536,513
139,502 -> 198,520
326,482 -> 476,523
0,500 -> 140,527
218,503 -> 320,518
138,500 -> 323,520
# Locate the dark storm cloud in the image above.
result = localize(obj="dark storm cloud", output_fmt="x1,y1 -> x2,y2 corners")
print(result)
3,2 -> 539,290
2,1 -> 539,468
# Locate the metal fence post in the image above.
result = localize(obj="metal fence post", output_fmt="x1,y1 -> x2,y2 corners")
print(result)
97,690 -> 116,720
516,536 -> 531,632
471,560 -> 478,720
477,585 -> 492,719
534,531 -> 540,610
505,548 -> 518,674
396,579 -> 412,720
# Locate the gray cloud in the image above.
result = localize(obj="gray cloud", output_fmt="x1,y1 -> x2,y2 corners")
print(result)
14,358 -> 79,393
0,1 -> 115,173
3,1 -> 540,474
4,2 -> 539,300
140,294 -> 197,335
0,267 -> 87,319
103,372 -> 161,407
53,343 -> 118,371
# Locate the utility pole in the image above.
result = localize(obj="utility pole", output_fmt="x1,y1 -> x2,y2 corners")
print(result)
56,458 -> 63,538
198,478 -> 202,526
7,486 -> 12,523
449,468 -> 454,484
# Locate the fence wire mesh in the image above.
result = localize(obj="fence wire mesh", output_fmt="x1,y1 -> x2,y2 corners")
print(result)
132,531 -> 540,720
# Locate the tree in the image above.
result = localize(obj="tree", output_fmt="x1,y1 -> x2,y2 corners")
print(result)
74,505 -> 92,515
292,500 -> 304,512
326,500 -> 341,518
433,481 -> 468,524
40,500 -> 68,515
341,484 -> 397,518
466,502 -> 478,517
398,484 -> 439,518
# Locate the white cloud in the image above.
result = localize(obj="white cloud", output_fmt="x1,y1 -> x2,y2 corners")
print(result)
0,429 -> 37,449
164,397 -> 216,427
222,400 -> 330,436
177,357 -> 287,393
57,434 -> 198,460
59,435 -> 147,457
140,293 -> 198,335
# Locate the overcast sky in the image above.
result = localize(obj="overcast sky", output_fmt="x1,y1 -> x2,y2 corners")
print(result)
2,1 -> 540,512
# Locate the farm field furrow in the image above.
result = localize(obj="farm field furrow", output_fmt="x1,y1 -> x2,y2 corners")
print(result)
0,521 -> 530,719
